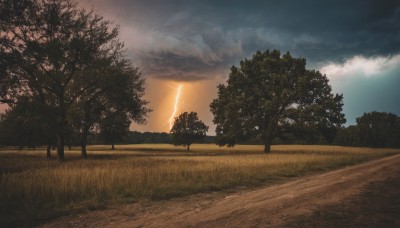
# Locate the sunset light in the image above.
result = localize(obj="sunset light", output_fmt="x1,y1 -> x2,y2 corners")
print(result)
169,84 -> 183,130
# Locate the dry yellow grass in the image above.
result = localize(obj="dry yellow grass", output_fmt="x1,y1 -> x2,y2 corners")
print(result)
0,144 -> 399,225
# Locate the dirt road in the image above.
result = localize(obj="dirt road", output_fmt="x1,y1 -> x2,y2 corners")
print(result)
42,154 -> 400,227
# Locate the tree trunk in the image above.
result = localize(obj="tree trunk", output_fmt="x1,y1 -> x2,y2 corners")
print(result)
81,145 -> 87,159
81,124 -> 89,159
111,143 -> 115,150
264,142 -> 271,153
264,118 -> 279,154
57,133 -> 65,160
81,130 -> 87,159
186,144 -> 190,151
57,97 -> 66,161
46,140 -> 51,158
263,128 -> 273,154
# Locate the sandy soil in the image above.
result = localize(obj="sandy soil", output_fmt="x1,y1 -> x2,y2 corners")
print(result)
41,154 -> 400,228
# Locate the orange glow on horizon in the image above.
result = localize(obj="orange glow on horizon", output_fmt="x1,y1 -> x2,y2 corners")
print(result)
169,84 -> 183,130
133,77 -> 221,134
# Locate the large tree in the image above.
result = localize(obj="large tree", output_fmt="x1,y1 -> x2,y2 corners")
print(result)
99,110 -> 130,150
0,0 -> 149,160
210,50 -> 346,153
69,60 -> 150,158
170,112 -> 209,151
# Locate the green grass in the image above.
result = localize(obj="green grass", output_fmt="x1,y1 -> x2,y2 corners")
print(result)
0,144 -> 398,226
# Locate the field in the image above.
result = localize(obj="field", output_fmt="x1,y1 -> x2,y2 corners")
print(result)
0,144 -> 399,226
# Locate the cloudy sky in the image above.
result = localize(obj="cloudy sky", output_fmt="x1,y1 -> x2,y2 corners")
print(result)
76,0 -> 400,133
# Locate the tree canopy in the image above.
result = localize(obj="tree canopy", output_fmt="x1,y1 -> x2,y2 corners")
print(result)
0,0 -> 150,159
210,50 -> 346,152
170,112 -> 209,151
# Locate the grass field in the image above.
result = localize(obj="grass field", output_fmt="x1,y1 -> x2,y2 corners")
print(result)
0,144 -> 399,225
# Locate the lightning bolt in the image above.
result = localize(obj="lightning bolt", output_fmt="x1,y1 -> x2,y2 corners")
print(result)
169,84 -> 183,130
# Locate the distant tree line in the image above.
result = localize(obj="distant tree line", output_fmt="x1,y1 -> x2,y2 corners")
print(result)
334,112 -> 400,148
122,131 -> 214,145
1,111 -> 399,149
217,111 -> 399,148
0,128 -> 215,148
229,111 -> 400,148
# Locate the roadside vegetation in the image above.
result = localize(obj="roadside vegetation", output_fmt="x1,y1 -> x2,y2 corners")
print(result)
1,144 -> 398,225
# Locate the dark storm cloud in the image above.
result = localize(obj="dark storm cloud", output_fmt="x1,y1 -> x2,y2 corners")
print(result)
81,0 -> 400,80
139,51 -> 223,81
76,0 -> 400,129
330,63 -> 400,125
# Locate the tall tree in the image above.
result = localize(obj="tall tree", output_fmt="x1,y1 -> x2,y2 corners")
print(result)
170,112 -> 209,151
99,110 -> 130,150
210,50 -> 346,153
69,60 -> 150,158
0,0 -> 149,160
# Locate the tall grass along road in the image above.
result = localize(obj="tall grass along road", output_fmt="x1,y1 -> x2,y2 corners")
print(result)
0,144 -> 398,226
42,153 -> 400,227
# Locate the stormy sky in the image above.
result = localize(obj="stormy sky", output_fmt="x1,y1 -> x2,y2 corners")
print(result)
77,0 -> 400,133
